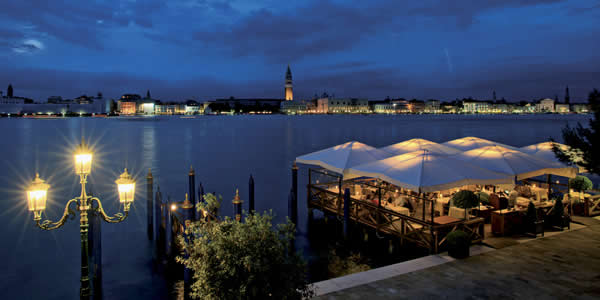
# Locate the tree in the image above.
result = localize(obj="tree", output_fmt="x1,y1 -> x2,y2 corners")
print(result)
553,89 -> 600,175
451,190 -> 479,209
177,211 -> 314,300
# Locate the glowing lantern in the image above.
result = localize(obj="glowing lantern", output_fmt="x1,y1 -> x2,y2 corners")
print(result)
116,168 -> 135,210
27,173 -> 50,220
74,140 -> 93,175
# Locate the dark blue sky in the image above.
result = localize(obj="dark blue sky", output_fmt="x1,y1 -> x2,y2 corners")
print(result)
0,0 -> 599,102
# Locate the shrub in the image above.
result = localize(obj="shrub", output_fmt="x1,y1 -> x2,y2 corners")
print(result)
177,211 -> 314,299
569,175 -> 593,192
476,192 -> 490,205
451,190 -> 480,209
446,230 -> 470,259
525,201 -> 537,225
327,249 -> 370,278
551,198 -> 565,227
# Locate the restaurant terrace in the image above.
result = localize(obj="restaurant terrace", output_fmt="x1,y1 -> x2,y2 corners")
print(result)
295,137 -> 595,253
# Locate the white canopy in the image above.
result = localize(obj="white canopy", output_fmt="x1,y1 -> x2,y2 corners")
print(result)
443,136 -> 516,152
453,145 -> 578,180
380,138 -> 460,156
345,150 -> 514,193
521,141 -> 585,173
295,141 -> 391,175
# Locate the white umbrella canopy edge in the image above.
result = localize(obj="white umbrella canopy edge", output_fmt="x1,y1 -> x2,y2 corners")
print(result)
454,145 -> 578,180
345,151 -> 514,193
442,136 -> 519,152
380,138 -> 461,156
295,141 -> 391,175
520,141 -> 585,173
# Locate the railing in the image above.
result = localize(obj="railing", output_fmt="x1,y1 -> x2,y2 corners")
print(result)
307,172 -> 485,253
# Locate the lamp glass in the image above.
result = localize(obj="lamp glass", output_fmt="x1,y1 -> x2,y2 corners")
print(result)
116,168 -> 135,204
74,153 -> 92,175
27,173 -> 49,212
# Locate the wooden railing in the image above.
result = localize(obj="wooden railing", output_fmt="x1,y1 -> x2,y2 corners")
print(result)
308,183 -> 484,253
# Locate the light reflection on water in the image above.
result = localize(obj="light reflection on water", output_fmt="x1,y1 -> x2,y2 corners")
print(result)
0,114 -> 595,299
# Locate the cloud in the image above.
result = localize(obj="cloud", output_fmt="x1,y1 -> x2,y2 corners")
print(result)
193,1 -> 403,63
12,39 -> 44,54
409,0 -> 566,29
0,0 -> 166,49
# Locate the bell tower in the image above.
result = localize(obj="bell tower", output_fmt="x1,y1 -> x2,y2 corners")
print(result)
285,65 -> 293,101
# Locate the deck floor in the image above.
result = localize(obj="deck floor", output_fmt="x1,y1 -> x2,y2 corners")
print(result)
314,217 -> 600,299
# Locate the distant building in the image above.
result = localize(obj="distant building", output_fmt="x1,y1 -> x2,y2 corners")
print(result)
185,100 -> 201,114
407,100 -> 425,113
536,98 -> 555,112
441,103 -> 457,113
281,100 -> 309,114
571,104 -> 589,113
372,103 -> 395,114
555,103 -> 570,113
316,98 -> 369,114
462,101 -> 491,113
285,65 -> 293,101
214,98 -> 283,113
391,100 -> 410,113
424,100 -> 441,113
119,101 -> 136,115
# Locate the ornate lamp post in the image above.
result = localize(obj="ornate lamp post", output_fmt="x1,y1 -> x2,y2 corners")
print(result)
26,139 -> 135,299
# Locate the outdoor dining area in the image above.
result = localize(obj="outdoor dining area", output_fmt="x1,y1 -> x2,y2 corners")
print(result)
296,137 -> 596,253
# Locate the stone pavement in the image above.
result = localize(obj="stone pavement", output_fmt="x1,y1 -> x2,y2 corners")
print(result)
315,218 -> 600,299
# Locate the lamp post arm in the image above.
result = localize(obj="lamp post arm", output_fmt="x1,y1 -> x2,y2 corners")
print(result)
36,198 -> 78,230
90,197 -> 128,223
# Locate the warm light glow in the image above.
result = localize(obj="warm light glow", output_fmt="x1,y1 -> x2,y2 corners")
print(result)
115,168 -> 135,206
171,204 -> 177,211
74,154 -> 92,175
27,173 -> 50,212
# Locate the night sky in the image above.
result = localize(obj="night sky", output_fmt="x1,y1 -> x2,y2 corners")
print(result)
0,0 -> 599,102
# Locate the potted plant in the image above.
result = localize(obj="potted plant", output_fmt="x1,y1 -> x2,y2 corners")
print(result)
451,190 -> 480,219
548,197 -> 570,230
525,201 -> 544,237
569,175 -> 593,216
475,191 -> 490,206
446,230 -> 471,258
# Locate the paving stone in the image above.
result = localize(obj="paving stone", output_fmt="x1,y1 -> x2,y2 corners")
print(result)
314,221 -> 600,299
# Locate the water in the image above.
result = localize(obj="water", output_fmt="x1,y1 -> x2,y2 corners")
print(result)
0,114 -> 592,299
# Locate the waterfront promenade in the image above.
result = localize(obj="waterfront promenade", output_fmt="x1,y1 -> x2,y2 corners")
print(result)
315,217 -> 600,299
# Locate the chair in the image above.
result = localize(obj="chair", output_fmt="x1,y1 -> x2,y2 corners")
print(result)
489,194 -> 508,210
515,185 -> 533,198
449,206 -> 476,219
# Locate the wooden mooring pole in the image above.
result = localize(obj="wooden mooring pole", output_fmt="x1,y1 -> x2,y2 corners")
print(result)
249,175 -> 255,214
343,188 -> 350,239
188,166 -> 196,222
153,186 -> 162,261
196,182 -> 204,221
147,169 -> 153,240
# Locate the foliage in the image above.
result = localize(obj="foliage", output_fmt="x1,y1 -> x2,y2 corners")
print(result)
475,192 -> 490,205
327,249 -> 370,278
525,201 -> 538,225
451,190 -> 480,209
176,211 -> 314,300
446,230 -> 470,258
551,198 -> 565,226
553,89 -> 600,175
569,175 -> 593,192
196,193 -> 222,219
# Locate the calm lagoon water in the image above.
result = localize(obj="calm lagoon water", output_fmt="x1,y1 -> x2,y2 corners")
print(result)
0,114 -> 592,299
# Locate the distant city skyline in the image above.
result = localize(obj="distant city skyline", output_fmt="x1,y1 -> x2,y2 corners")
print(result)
0,0 -> 599,102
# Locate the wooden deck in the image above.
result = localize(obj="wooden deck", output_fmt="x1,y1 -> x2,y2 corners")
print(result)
307,183 -> 485,254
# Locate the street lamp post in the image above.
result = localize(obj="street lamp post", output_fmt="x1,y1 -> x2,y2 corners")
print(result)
26,139 -> 135,300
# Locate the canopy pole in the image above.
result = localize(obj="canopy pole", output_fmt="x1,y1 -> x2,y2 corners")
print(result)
547,174 -> 552,199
